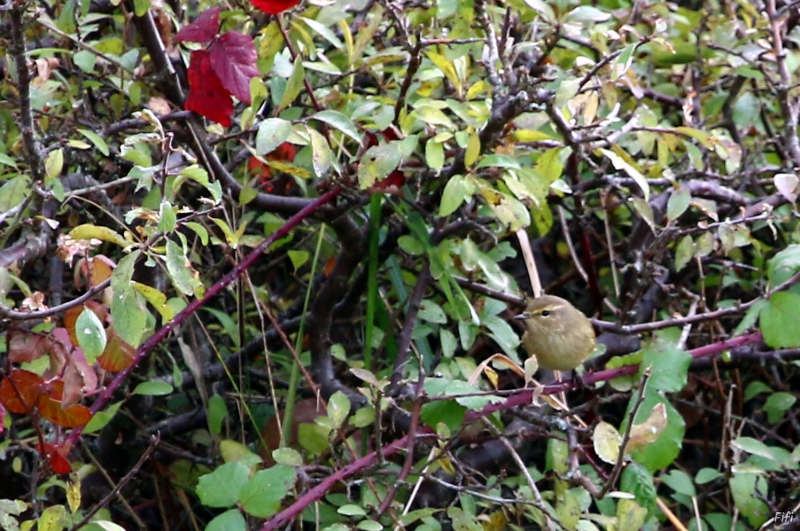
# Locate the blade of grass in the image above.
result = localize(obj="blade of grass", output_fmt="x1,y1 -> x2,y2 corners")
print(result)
363,194 -> 382,370
282,225 -> 327,447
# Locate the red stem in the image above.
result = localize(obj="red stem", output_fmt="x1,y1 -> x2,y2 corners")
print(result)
262,331 -> 764,527
65,187 -> 342,446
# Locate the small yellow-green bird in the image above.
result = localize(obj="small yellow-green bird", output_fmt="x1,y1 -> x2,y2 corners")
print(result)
515,295 -> 596,371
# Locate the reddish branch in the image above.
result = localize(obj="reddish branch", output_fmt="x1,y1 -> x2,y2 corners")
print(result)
65,187 -> 342,446
261,331 -> 764,528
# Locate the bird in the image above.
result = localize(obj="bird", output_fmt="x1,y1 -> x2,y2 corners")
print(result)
514,295 -> 596,371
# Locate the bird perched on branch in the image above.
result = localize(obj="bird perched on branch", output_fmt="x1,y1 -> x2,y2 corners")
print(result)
515,295 -> 596,371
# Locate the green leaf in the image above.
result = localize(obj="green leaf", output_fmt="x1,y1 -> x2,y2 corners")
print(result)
272,447 -> 303,466
695,468 -> 721,484
69,224 -> 128,247
764,391 -> 797,423
287,250 -> 309,271
616,499 -> 647,531
730,472 -> 770,527
84,401 -> 123,434
311,110 -> 361,143
45,148 -> 64,181
220,440 -> 263,467
639,336 -> 692,393
338,504 -> 366,517
600,148 -> 650,200
297,422 -> 330,455
256,118 -> 293,156
766,244 -> 800,285
476,154 -> 520,170
186,222 -> 209,245
439,175 -> 468,216
426,139 -> 445,174
208,394 -> 228,435
206,510 -> 246,531
464,133 -> 480,167
564,5 -> 611,22
132,0 -> 149,16
111,284 -> 147,348
357,142 -> 403,189
625,390 -> 685,472
667,186 -> 691,222
133,381 -> 173,396
327,390 -> 351,429
75,307 -> 107,364
278,57 -> 305,114
674,235 -> 693,272
418,300 -> 447,324
166,239 -> 198,297
77,128 -> 110,156
620,462 -> 656,518
0,175 -> 30,213
176,165 -> 222,203
520,0 -> 555,22
420,399 -> 466,432
760,291 -> 800,348
0,152 -> 18,169
533,148 -> 564,180
158,200 -> 177,233
308,127 -> 332,177
660,469 -> 696,496
239,465 -> 296,518
350,406 -> 375,428
196,462 -> 250,508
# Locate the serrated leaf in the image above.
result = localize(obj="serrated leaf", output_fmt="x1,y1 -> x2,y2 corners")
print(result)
175,7 -> 220,43
210,31 -> 259,104
196,462 -> 250,508
760,292 -> 800,348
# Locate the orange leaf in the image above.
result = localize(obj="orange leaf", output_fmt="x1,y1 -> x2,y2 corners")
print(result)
0,370 -> 44,414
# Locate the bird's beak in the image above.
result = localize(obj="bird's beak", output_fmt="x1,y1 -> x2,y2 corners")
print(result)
513,312 -> 528,321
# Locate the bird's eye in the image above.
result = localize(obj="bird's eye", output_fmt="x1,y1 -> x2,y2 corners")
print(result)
540,310 -> 551,317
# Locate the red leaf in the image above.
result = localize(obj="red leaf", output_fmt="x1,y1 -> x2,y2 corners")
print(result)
36,442 -> 73,475
363,127 -> 405,193
37,383 -> 91,428
210,32 -> 260,104
249,0 -> 302,15
369,170 -> 405,194
49,448 -> 72,475
97,327 -> 136,372
249,142 -> 297,188
0,370 -> 44,414
174,7 -> 220,44
184,50 -> 234,127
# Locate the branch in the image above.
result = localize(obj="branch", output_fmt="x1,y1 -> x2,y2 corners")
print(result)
65,188 -> 342,446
